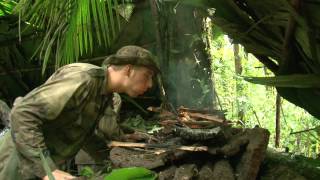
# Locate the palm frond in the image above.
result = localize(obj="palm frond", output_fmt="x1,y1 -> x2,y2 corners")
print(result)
243,74 -> 320,88
0,0 -> 17,16
14,0 -> 126,74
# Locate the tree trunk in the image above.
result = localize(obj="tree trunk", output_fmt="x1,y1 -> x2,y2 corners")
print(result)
234,44 -> 244,122
275,93 -> 281,147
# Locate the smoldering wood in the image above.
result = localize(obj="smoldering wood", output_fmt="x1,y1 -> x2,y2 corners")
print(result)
108,104 -> 272,180
173,164 -> 198,180
150,106 -> 229,127
109,147 -> 167,169
174,126 -> 222,141
179,111 -> 226,124
178,107 -> 226,117
208,136 -> 249,157
212,160 -> 235,180
197,163 -> 215,180
107,126 -> 271,180
160,119 -> 222,128
158,166 -> 177,180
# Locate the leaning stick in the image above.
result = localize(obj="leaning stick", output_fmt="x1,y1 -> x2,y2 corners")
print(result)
108,141 -> 208,152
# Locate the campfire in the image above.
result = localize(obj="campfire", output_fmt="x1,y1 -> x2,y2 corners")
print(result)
108,107 -> 270,180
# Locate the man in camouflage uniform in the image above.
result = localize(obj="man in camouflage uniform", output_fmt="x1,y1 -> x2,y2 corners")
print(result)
0,45 -> 159,180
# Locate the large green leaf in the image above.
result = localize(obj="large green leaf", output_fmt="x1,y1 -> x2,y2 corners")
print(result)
39,150 -> 55,180
104,167 -> 157,180
243,74 -> 320,88
14,0 -> 126,74
0,0 -> 16,16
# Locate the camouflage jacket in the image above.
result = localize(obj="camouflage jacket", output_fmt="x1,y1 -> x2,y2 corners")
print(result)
0,100 -> 10,127
1,63 -> 123,179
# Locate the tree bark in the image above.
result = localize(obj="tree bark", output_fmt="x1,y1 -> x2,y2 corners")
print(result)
234,44 -> 244,122
275,93 -> 281,147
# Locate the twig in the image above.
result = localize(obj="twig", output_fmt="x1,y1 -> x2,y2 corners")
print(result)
290,127 -> 319,135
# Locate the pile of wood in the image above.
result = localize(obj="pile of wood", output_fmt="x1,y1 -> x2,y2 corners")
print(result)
109,107 -> 270,180
148,106 -> 231,129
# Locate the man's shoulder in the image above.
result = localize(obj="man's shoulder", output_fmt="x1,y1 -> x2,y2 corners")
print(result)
60,63 -> 105,78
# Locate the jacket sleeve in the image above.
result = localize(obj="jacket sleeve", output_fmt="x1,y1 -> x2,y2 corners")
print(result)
10,70 -> 92,178
98,93 -> 124,140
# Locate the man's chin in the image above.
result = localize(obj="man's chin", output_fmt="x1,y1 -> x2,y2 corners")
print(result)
126,90 -> 146,97
127,92 -> 140,98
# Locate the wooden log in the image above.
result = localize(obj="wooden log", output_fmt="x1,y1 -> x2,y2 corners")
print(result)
158,166 -> 177,180
198,163 -> 215,180
173,164 -> 198,180
160,119 -> 220,127
235,128 -> 270,180
174,126 -> 222,141
110,147 -> 166,169
212,160 -> 235,180
180,111 -> 226,124
178,107 -> 226,116
108,141 -> 208,152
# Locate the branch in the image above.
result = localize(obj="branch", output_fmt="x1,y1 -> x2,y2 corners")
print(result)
108,141 -> 208,152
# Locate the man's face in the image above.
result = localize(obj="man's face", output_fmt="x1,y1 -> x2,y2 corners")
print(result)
125,66 -> 154,97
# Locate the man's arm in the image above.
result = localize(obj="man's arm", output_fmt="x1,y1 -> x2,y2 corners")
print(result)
10,70 -> 93,178
98,93 -> 124,140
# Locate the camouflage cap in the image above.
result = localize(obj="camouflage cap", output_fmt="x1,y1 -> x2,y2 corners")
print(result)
102,45 -> 160,73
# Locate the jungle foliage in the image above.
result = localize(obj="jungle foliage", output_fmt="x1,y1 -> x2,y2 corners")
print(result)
207,28 -> 320,157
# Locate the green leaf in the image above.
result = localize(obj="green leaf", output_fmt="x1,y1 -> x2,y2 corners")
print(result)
14,0 -> 123,73
243,74 -> 320,88
104,167 -> 157,180
107,0 -> 116,38
91,0 -> 102,45
39,150 -> 55,180
0,0 -> 17,16
80,166 -> 95,178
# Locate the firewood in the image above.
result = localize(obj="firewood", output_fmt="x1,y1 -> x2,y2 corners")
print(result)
178,107 -> 225,115
183,111 -> 226,124
108,141 -> 208,152
160,119 -> 220,128
174,126 -> 222,140
212,160 -> 235,180
173,164 -> 198,180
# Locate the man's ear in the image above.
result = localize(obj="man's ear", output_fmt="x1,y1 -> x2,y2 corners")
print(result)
124,64 -> 133,77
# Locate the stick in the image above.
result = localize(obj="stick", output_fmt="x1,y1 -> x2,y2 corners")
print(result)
108,141 -> 208,152
160,119 -> 220,128
183,112 -> 225,123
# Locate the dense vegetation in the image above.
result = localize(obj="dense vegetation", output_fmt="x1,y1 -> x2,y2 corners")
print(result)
206,26 -> 320,157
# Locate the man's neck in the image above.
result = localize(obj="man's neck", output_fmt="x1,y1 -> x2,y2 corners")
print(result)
106,67 -> 125,94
